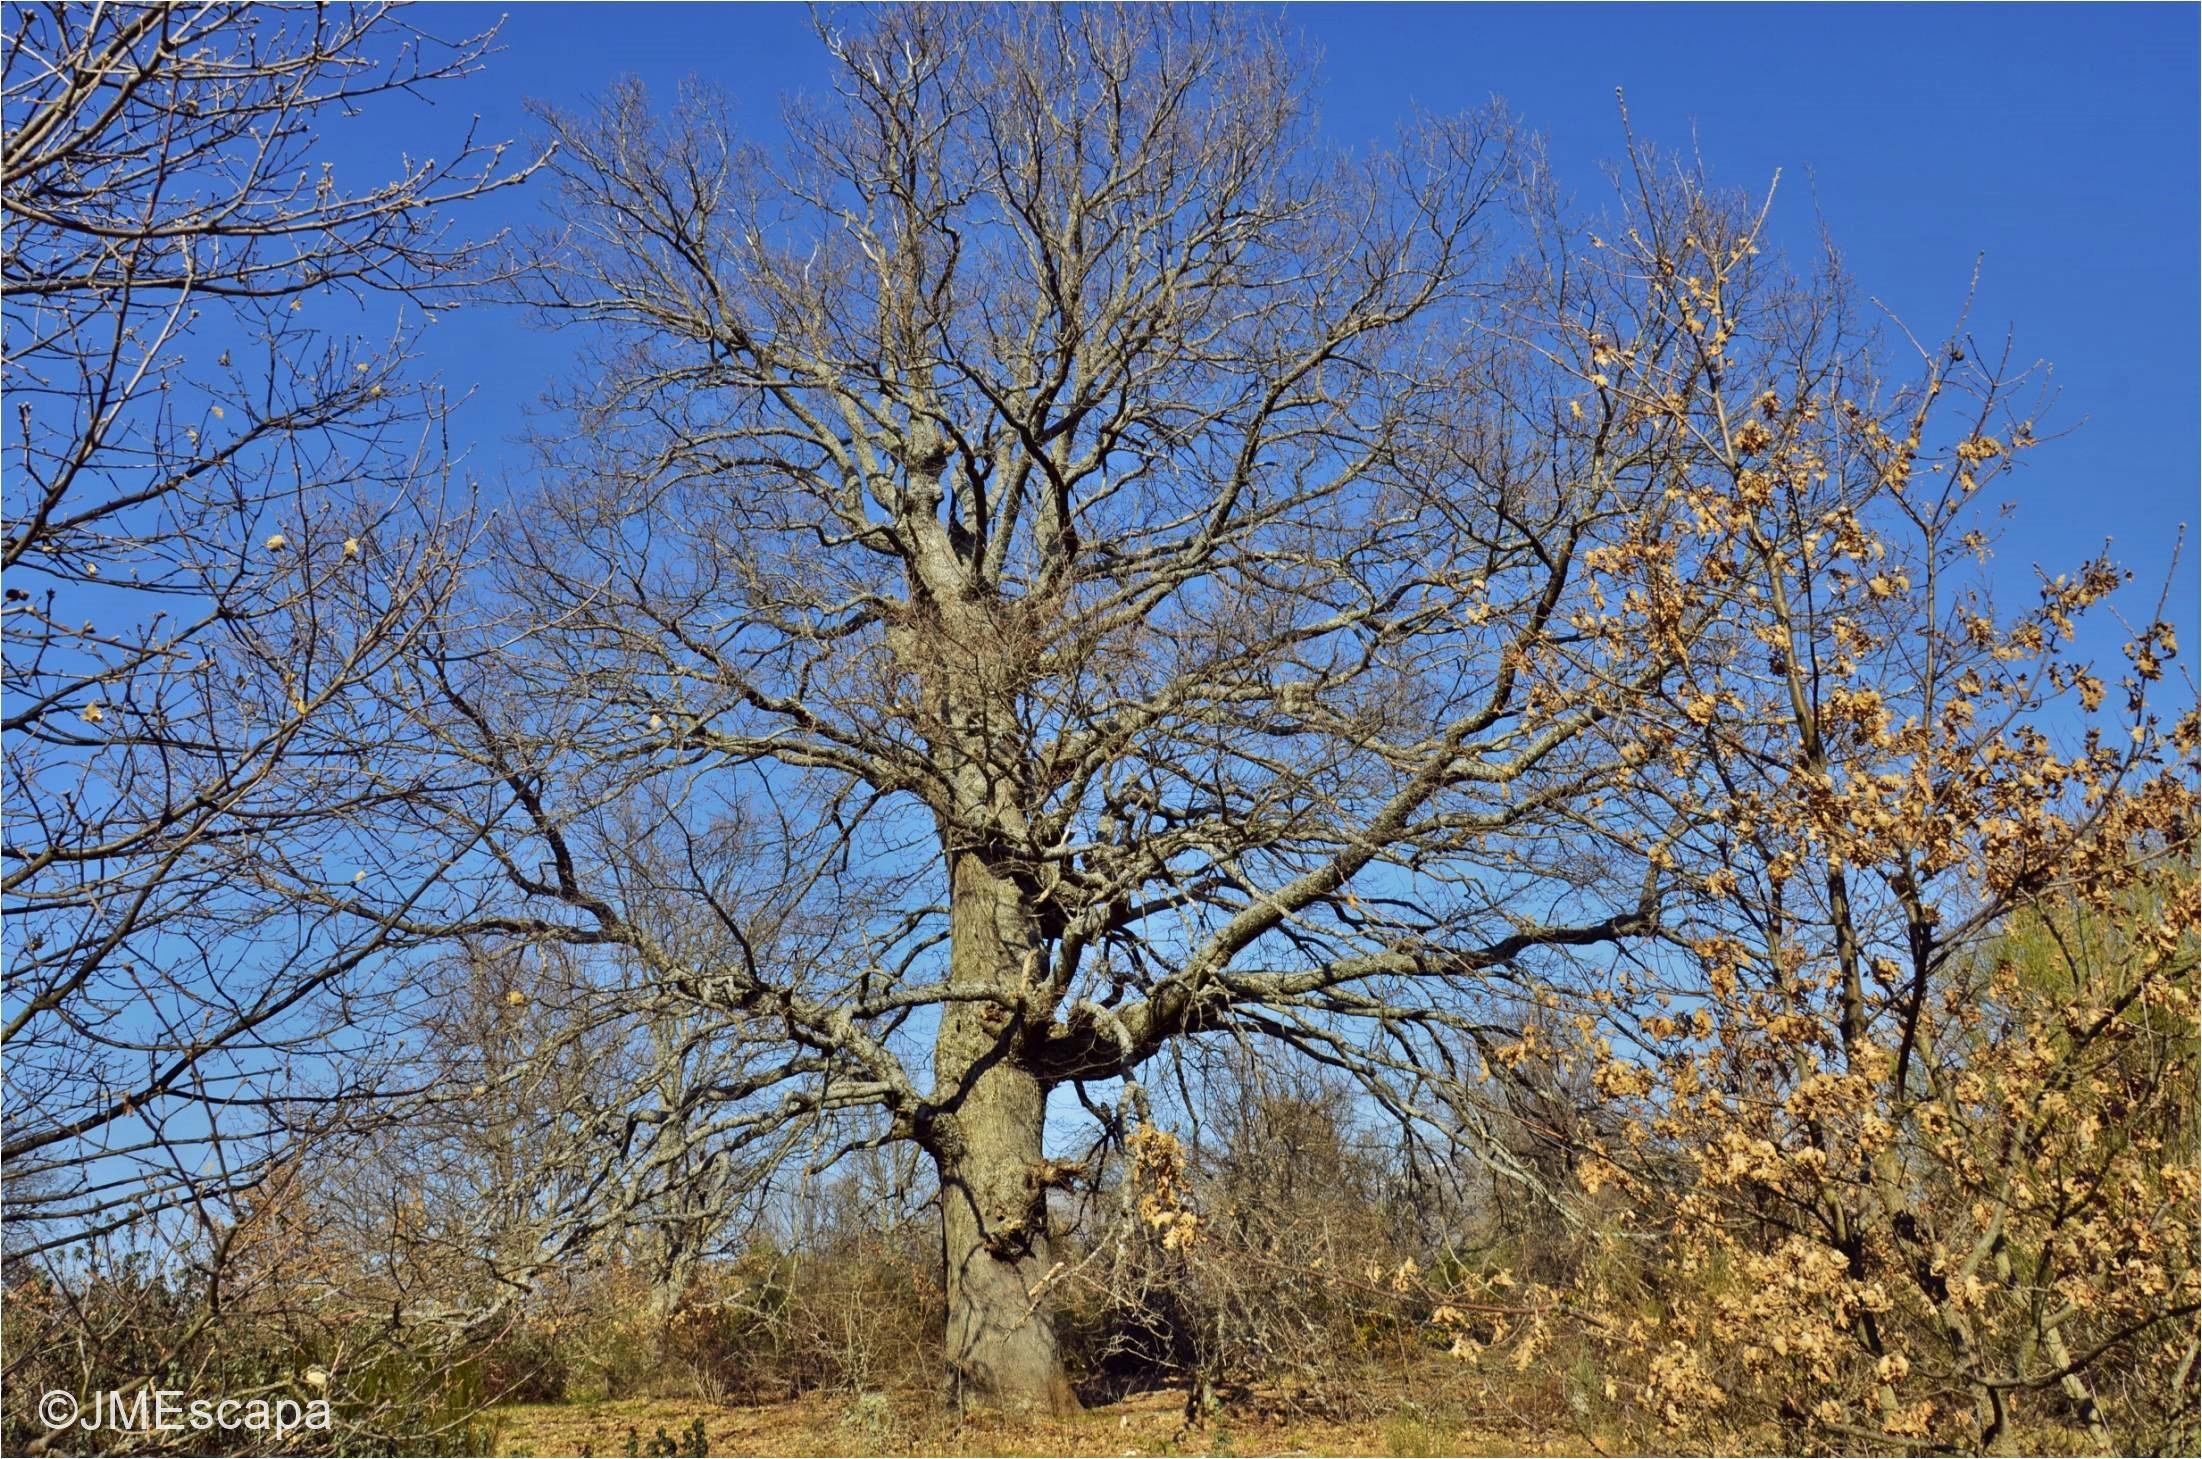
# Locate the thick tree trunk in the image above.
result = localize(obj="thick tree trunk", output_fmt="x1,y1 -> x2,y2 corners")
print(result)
931,851 -> 1080,1414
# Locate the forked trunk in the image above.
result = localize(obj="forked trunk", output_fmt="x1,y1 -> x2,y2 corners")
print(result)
931,851 -> 1080,1414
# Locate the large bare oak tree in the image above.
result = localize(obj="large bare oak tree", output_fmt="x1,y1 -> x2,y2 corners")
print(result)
391,6 -> 1855,1410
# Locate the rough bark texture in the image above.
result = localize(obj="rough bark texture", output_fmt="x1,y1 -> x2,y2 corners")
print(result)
932,853 -> 1079,1414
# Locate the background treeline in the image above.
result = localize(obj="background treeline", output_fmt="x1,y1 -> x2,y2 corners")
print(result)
11,891 -> 2196,1457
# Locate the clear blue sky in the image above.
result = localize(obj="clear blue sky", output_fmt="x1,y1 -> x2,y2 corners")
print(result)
383,2 -> 2197,657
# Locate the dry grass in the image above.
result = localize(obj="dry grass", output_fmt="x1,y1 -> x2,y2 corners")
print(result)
486,1387 -> 1574,1457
